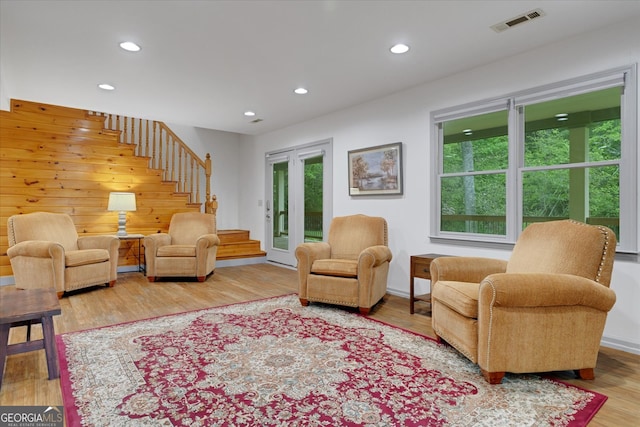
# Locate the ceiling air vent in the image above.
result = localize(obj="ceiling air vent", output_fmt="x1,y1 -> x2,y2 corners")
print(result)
491,8 -> 545,33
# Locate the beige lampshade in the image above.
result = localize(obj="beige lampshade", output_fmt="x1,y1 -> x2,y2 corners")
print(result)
108,192 -> 137,212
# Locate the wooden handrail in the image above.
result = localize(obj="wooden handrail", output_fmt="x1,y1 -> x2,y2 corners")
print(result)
89,112 -> 217,214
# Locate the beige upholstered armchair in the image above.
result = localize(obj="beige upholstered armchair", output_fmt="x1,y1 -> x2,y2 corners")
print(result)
7,212 -> 120,298
295,214 -> 393,314
431,220 -> 617,384
144,212 -> 220,282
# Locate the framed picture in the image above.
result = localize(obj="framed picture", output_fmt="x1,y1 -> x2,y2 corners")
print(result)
348,142 -> 403,196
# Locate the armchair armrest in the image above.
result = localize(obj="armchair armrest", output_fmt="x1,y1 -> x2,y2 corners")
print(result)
196,233 -> 221,249
295,242 -> 331,272
144,233 -> 171,251
358,245 -> 392,269
7,241 -> 66,292
295,242 -> 331,300
479,273 -> 616,312
430,257 -> 507,284
7,241 -> 64,259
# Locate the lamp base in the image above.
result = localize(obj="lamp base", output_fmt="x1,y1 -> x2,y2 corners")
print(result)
116,211 -> 128,236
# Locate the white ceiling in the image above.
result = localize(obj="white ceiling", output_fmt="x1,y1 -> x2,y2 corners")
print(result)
2,1 -> 640,135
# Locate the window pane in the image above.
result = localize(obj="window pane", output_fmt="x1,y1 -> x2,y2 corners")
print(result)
522,166 -> 619,238
440,173 -> 506,235
524,88 -> 621,167
443,110 -> 508,173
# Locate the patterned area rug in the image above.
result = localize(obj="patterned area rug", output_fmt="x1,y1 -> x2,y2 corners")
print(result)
57,294 -> 606,426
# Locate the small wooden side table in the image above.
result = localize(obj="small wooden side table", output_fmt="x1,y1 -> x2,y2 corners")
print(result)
117,233 -> 145,273
0,287 -> 62,389
410,253 -> 447,314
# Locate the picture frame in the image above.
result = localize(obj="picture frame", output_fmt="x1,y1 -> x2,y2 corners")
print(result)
348,142 -> 403,196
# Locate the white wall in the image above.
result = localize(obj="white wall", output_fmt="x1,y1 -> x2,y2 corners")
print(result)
0,58 -> 9,111
167,124 -> 242,230
238,17 -> 640,354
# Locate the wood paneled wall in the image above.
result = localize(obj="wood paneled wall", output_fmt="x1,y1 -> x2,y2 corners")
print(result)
0,99 -> 202,277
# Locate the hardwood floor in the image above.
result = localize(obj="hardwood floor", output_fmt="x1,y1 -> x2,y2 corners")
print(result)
1,263 -> 638,425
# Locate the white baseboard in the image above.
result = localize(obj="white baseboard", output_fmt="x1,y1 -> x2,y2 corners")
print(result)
600,336 -> 640,355
0,276 -> 15,286
216,257 -> 267,267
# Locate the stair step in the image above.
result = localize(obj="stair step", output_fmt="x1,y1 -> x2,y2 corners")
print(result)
11,99 -> 101,120
216,229 -> 266,260
0,114 -> 120,141
218,229 -> 251,243
10,110 -> 106,130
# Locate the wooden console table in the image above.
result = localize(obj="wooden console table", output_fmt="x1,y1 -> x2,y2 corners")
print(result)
0,287 -> 62,389
410,253 -> 448,314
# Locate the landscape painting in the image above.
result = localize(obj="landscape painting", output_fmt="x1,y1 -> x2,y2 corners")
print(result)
348,142 -> 403,196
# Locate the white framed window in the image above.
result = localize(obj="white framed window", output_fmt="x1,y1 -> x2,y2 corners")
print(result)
430,65 -> 637,253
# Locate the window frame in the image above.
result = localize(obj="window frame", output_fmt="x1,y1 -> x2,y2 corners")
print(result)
430,65 -> 638,253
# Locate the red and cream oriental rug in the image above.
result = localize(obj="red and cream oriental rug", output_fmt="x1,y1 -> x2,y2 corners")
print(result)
57,294 -> 606,426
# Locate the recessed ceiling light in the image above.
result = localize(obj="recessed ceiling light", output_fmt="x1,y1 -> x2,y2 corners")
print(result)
390,43 -> 410,54
244,111 -> 256,117
98,83 -> 115,91
119,41 -> 141,52
294,87 -> 308,95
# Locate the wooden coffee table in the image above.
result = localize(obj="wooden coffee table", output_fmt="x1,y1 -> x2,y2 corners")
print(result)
0,287 -> 62,389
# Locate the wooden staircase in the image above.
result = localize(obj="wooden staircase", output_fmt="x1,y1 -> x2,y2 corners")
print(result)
0,99 -> 265,278
216,230 -> 266,260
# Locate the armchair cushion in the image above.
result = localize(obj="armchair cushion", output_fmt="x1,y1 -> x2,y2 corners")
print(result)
157,245 -> 197,257
311,259 -> 358,277
65,249 -> 110,267
431,281 -> 480,318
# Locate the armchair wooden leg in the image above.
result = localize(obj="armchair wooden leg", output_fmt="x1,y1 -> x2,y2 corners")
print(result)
358,307 -> 370,315
108,280 -> 116,287
197,276 -> 205,282
56,291 -> 64,299
299,298 -> 309,307
147,277 -> 156,282
575,368 -> 595,380
481,369 -> 505,385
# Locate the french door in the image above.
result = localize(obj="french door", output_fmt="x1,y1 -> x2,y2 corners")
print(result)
265,139 -> 332,266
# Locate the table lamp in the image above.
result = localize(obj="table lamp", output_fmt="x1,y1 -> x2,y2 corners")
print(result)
108,192 -> 136,236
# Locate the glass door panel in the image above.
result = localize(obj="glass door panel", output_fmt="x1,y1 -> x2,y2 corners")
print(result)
303,155 -> 323,242
272,160 -> 289,251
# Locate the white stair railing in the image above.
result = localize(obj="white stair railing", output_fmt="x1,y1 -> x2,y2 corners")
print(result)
89,112 -> 217,214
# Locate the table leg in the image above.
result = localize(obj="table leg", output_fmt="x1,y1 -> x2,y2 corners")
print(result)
410,277 -> 415,314
40,316 -> 59,380
0,324 -> 10,389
